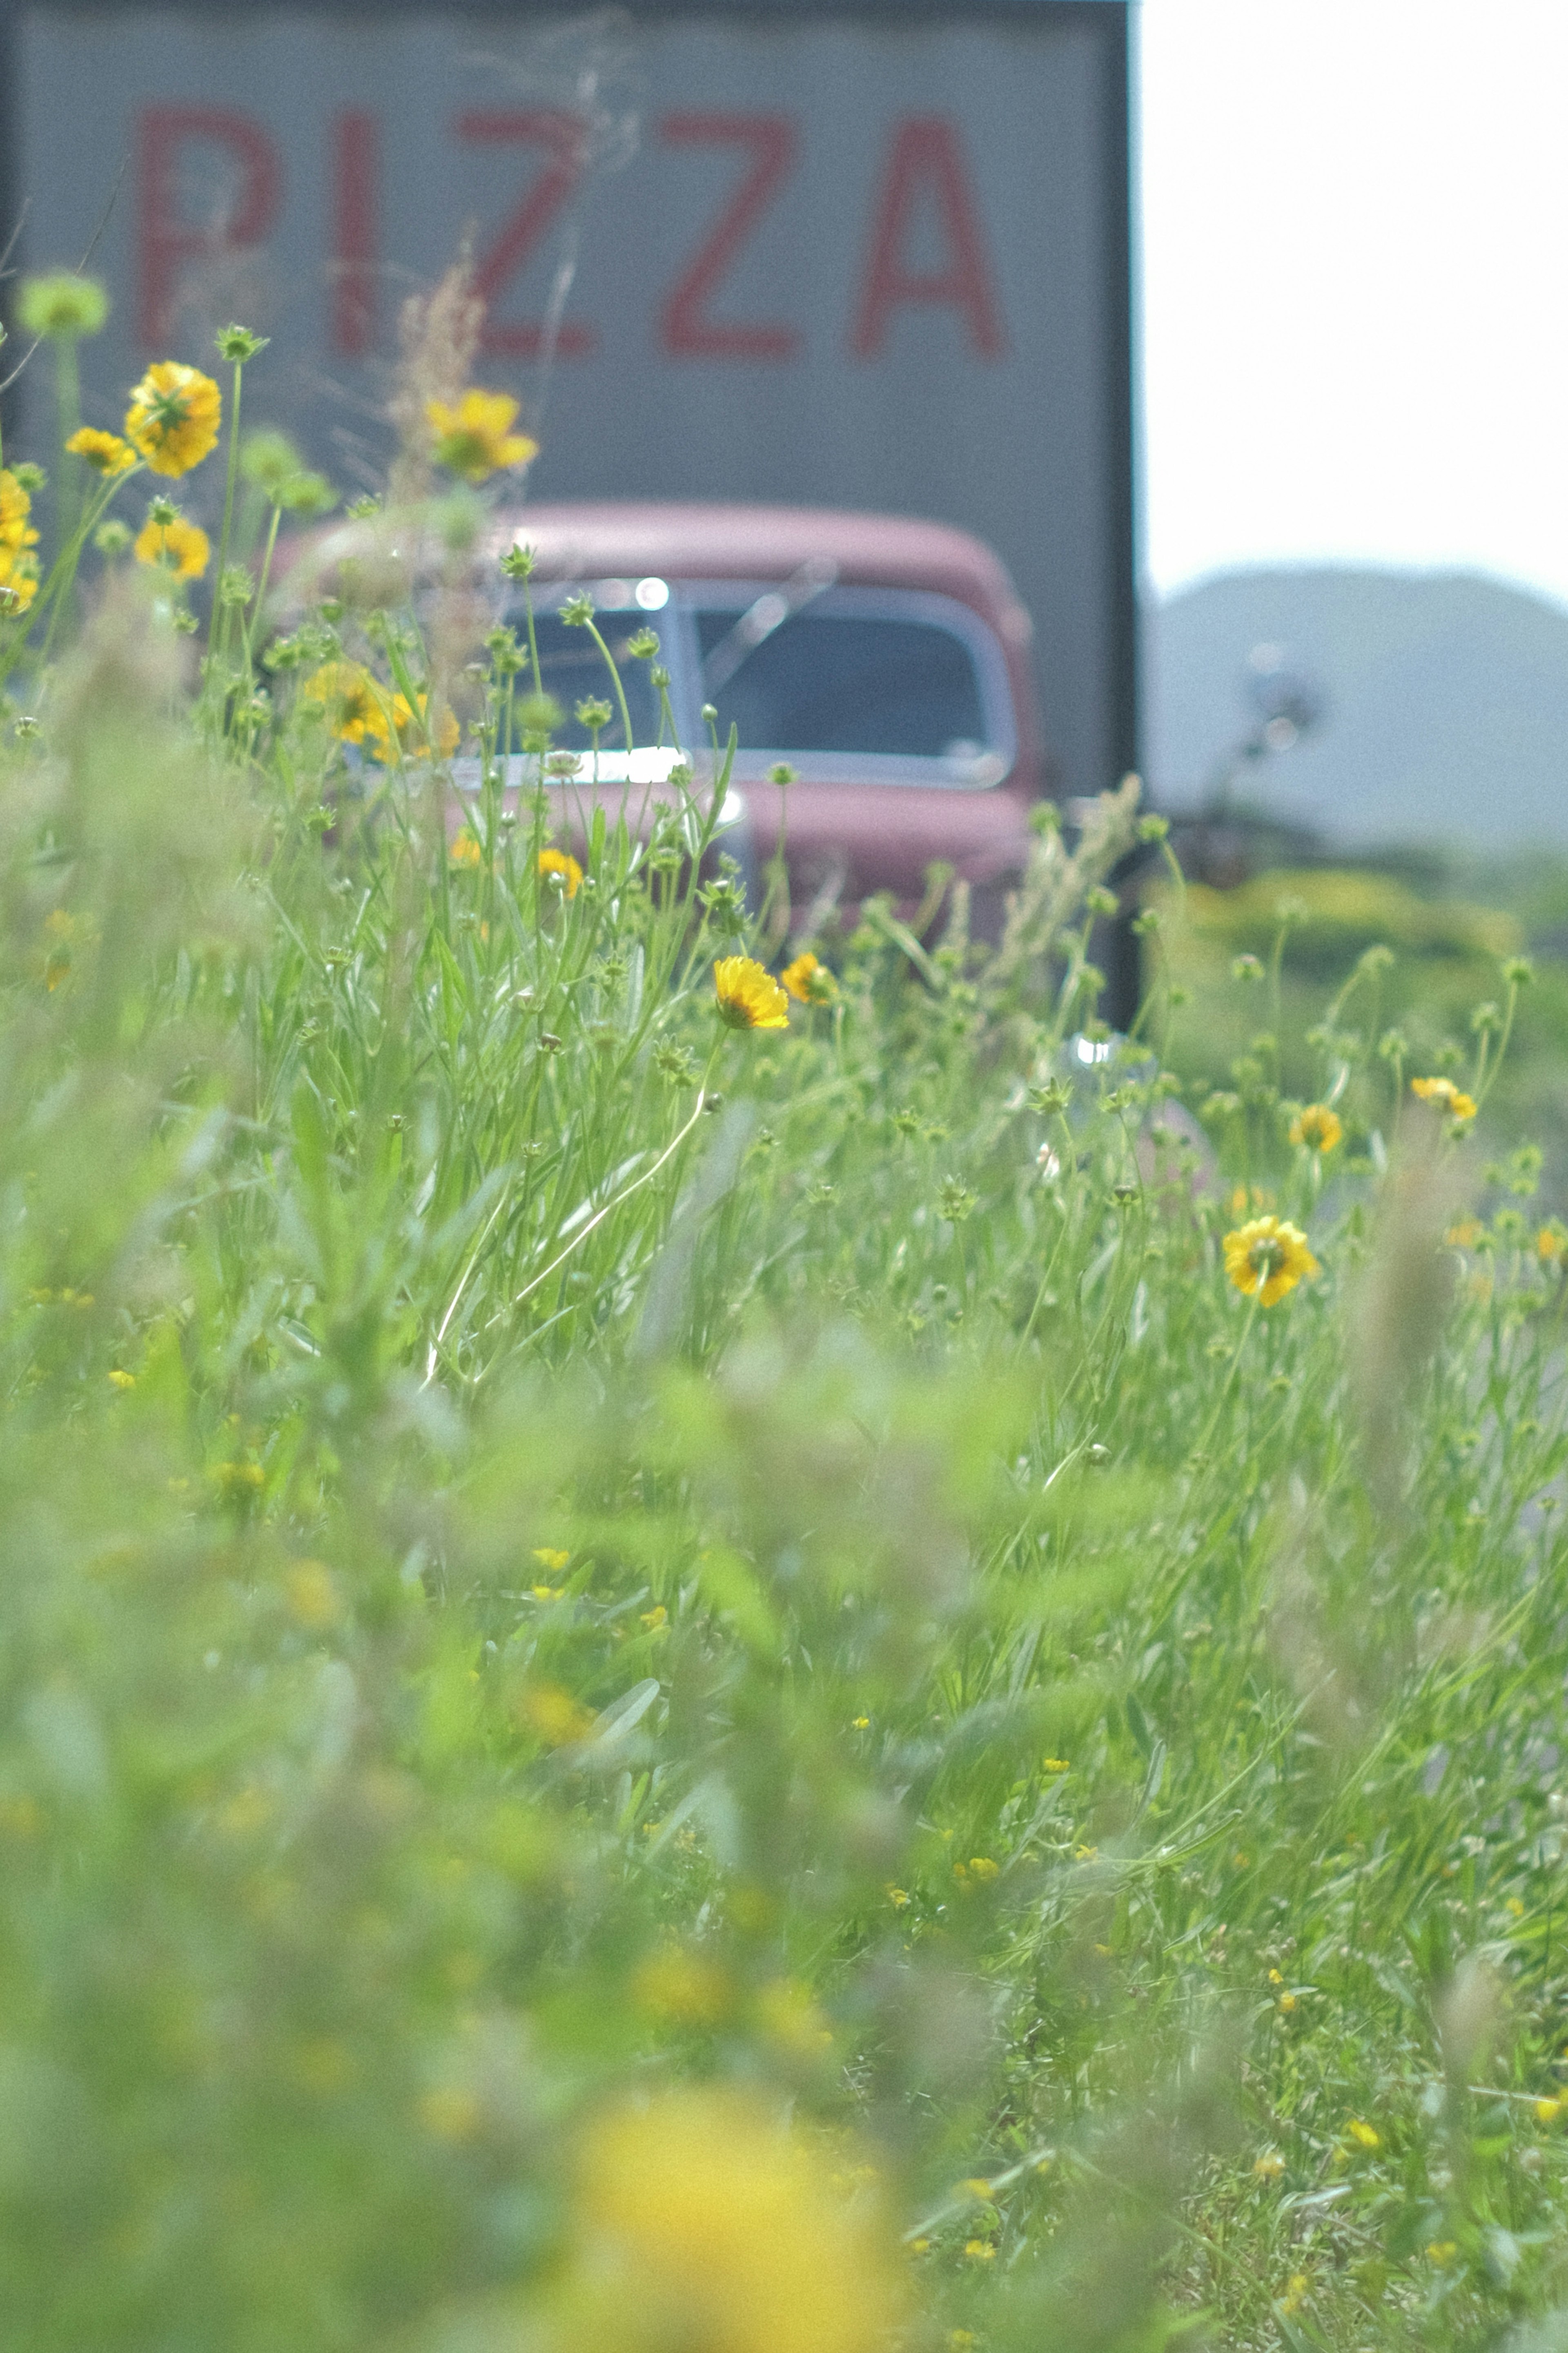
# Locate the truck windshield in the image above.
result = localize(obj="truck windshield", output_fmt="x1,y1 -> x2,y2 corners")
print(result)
502,609 -> 662,752
694,602 -> 989,761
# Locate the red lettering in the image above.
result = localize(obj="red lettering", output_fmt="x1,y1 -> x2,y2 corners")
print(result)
851,118 -> 1005,361
137,105 -> 281,348
457,110 -> 595,359
659,113 -> 800,359
331,109 -> 377,357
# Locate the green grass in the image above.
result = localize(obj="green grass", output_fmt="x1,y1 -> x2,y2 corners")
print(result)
2,302 -> 1568,2353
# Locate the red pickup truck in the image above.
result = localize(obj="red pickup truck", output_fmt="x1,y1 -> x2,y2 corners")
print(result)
470,500 -> 1048,934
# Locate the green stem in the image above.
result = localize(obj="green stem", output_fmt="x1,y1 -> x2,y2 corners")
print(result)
208,355 -> 245,660
54,337 -> 81,568
583,613 -> 636,759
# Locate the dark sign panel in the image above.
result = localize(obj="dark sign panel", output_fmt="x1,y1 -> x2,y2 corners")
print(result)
12,1 -> 1134,799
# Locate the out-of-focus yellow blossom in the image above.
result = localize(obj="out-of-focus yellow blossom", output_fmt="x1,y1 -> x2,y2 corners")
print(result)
427,389 -> 538,482
755,1977 -> 833,2054
558,2087 -> 903,2353
539,848 -> 584,898
1289,1103 -> 1342,1152
1412,1075 -> 1477,1122
1346,2118 -> 1380,2150
519,1682 -> 593,1747
781,949 -> 837,1004
66,426 -> 136,477
134,512 -> 209,580
450,832 -> 484,869
1223,1214 -> 1319,1306
630,1946 -> 733,2025
715,955 -> 789,1030
391,689 -> 460,758
300,662 -> 392,750
1446,1218 -> 1483,1248
1253,2152 -> 1285,2180
533,1547 -> 570,1572
125,360 -> 222,477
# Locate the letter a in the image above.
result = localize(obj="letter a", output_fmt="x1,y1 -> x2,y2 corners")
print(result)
851,117 -> 1005,361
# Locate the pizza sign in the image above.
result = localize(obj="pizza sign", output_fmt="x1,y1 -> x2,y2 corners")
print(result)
15,2 -> 1134,801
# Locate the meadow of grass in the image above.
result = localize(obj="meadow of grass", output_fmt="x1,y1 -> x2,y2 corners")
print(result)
2,281 -> 1568,2353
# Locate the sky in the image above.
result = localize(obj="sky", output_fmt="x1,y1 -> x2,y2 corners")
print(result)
1138,0 -> 1568,608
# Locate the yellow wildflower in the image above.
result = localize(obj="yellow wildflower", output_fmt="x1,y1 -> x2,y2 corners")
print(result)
1446,1218 -> 1483,1248
963,2240 -> 996,2261
1280,2273 -> 1310,2315
0,545 -> 39,615
134,512 -> 209,580
1289,1103 -> 1343,1152
283,1561 -> 340,1632
300,662 -> 392,750
0,472 -> 40,613
569,2087 -> 902,2353
1043,1758 -> 1069,1773
1253,2152 -> 1285,2180
965,1856 -> 1000,1883
755,1978 -> 833,2054
108,1368 -> 136,1391
539,847 -> 584,899
639,1605 -> 668,1633
886,1886 -> 911,1908
391,689 -> 460,758
630,1947 -> 733,2025
714,955 -> 789,1031
65,426 -> 135,477
124,360 -> 222,477
533,1547 -> 571,1572
450,832 -> 483,869
1412,1075 -> 1477,1122
1267,1968 -> 1283,1985
0,470 -> 38,555
1427,2241 -> 1459,2266
851,1715 -> 870,1730
780,949 -> 837,1005
519,1682 -> 593,1747
1223,1213 -> 1320,1305
1536,2097 -> 1563,2124
1538,1226 -> 1566,1265
1277,1992 -> 1297,2014
427,389 -> 538,483
1346,2118 -> 1380,2150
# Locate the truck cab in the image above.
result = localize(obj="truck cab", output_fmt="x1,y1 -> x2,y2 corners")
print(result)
476,501 -> 1048,930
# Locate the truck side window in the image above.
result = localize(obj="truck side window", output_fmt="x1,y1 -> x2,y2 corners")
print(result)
695,604 -> 989,761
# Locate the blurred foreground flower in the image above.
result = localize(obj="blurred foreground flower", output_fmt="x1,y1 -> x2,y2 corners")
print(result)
427,389 -> 538,482
125,360 -> 222,477
539,848 -> 584,899
1289,1103 -> 1342,1153
300,661 -> 391,750
782,948 -> 837,1005
1412,1075 -> 1477,1122
18,271 -> 108,340
715,955 -> 789,1031
1223,1214 -> 1319,1306
65,427 -> 135,478
0,468 -> 41,610
391,688 -> 460,758
552,2088 -> 902,2353
134,512 -> 209,580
